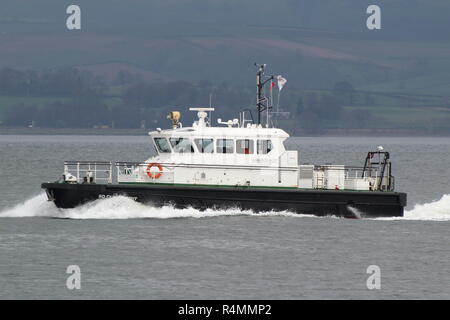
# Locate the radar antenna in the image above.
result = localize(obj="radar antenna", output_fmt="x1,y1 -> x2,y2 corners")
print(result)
255,64 -> 274,126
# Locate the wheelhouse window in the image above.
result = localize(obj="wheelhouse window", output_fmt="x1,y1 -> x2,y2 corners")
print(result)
194,139 -> 214,153
169,138 -> 194,153
216,139 -> 234,154
257,140 -> 273,154
154,137 -> 171,153
236,139 -> 254,154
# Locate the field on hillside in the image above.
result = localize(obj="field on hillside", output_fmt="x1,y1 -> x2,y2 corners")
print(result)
2,0 -> 450,132
0,96 -> 69,122
1,87 -> 449,132
2,26 -> 450,95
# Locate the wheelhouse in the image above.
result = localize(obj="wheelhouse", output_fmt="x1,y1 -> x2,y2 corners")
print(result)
151,135 -> 275,156
58,65 -> 397,193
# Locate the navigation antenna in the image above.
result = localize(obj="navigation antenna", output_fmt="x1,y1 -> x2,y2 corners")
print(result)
255,63 -> 274,126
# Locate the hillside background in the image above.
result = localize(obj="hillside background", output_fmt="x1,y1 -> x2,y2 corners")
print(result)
1,0 -> 450,134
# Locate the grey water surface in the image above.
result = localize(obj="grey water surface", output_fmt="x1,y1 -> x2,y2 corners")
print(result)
0,135 -> 449,299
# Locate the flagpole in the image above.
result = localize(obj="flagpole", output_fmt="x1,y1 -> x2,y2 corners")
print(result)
269,83 -> 273,128
276,89 -> 280,127
266,86 -> 269,128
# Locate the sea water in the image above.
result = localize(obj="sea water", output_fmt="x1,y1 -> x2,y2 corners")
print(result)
0,135 -> 449,299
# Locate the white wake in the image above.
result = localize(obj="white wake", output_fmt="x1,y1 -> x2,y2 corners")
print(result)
0,193 -> 304,220
403,194 -> 450,221
1,193 -> 449,221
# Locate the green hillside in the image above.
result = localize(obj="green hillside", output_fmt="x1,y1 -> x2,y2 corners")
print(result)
1,0 -> 450,132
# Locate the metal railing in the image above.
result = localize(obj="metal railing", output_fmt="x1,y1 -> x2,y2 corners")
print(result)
115,162 -> 175,183
312,165 -> 394,191
63,161 -> 113,184
60,161 -> 394,191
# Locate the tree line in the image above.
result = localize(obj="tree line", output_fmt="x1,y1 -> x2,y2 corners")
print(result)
0,67 -> 374,132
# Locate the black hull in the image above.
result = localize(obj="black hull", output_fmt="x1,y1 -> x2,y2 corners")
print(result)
41,182 -> 406,218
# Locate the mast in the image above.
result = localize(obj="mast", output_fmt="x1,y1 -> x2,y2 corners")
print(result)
255,64 -> 274,126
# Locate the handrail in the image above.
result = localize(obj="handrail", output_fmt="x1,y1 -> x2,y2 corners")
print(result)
61,160 -> 393,191
63,161 -> 113,184
64,161 -> 112,165
115,161 -> 299,171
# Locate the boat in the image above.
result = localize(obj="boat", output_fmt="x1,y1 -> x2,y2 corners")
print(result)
42,64 -> 407,218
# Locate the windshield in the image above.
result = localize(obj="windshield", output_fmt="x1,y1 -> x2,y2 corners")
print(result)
257,140 -> 273,154
194,139 -> 214,153
216,139 -> 234,154
169,138 -> 194,153
154,137 -> 171,153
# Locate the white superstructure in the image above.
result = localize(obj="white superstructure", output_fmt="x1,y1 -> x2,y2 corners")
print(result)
62,65 -> 393,192
116,107 -> 390,191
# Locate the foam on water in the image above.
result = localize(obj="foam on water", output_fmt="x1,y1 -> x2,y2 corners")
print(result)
1,193 -> 449,221
0,193 -> 305,220
402,194 -> 450,221
346,206 -> 362,219
0,193 -> 55,218
370,193 -> 450,221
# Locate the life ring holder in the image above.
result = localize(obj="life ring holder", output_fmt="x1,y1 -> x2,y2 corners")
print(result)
146,162 -> 163,179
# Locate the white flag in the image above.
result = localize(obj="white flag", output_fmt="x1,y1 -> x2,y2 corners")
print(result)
277,75 -> 287,91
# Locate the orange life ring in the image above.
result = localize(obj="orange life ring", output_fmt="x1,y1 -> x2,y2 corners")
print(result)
146,162 -> 163,179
